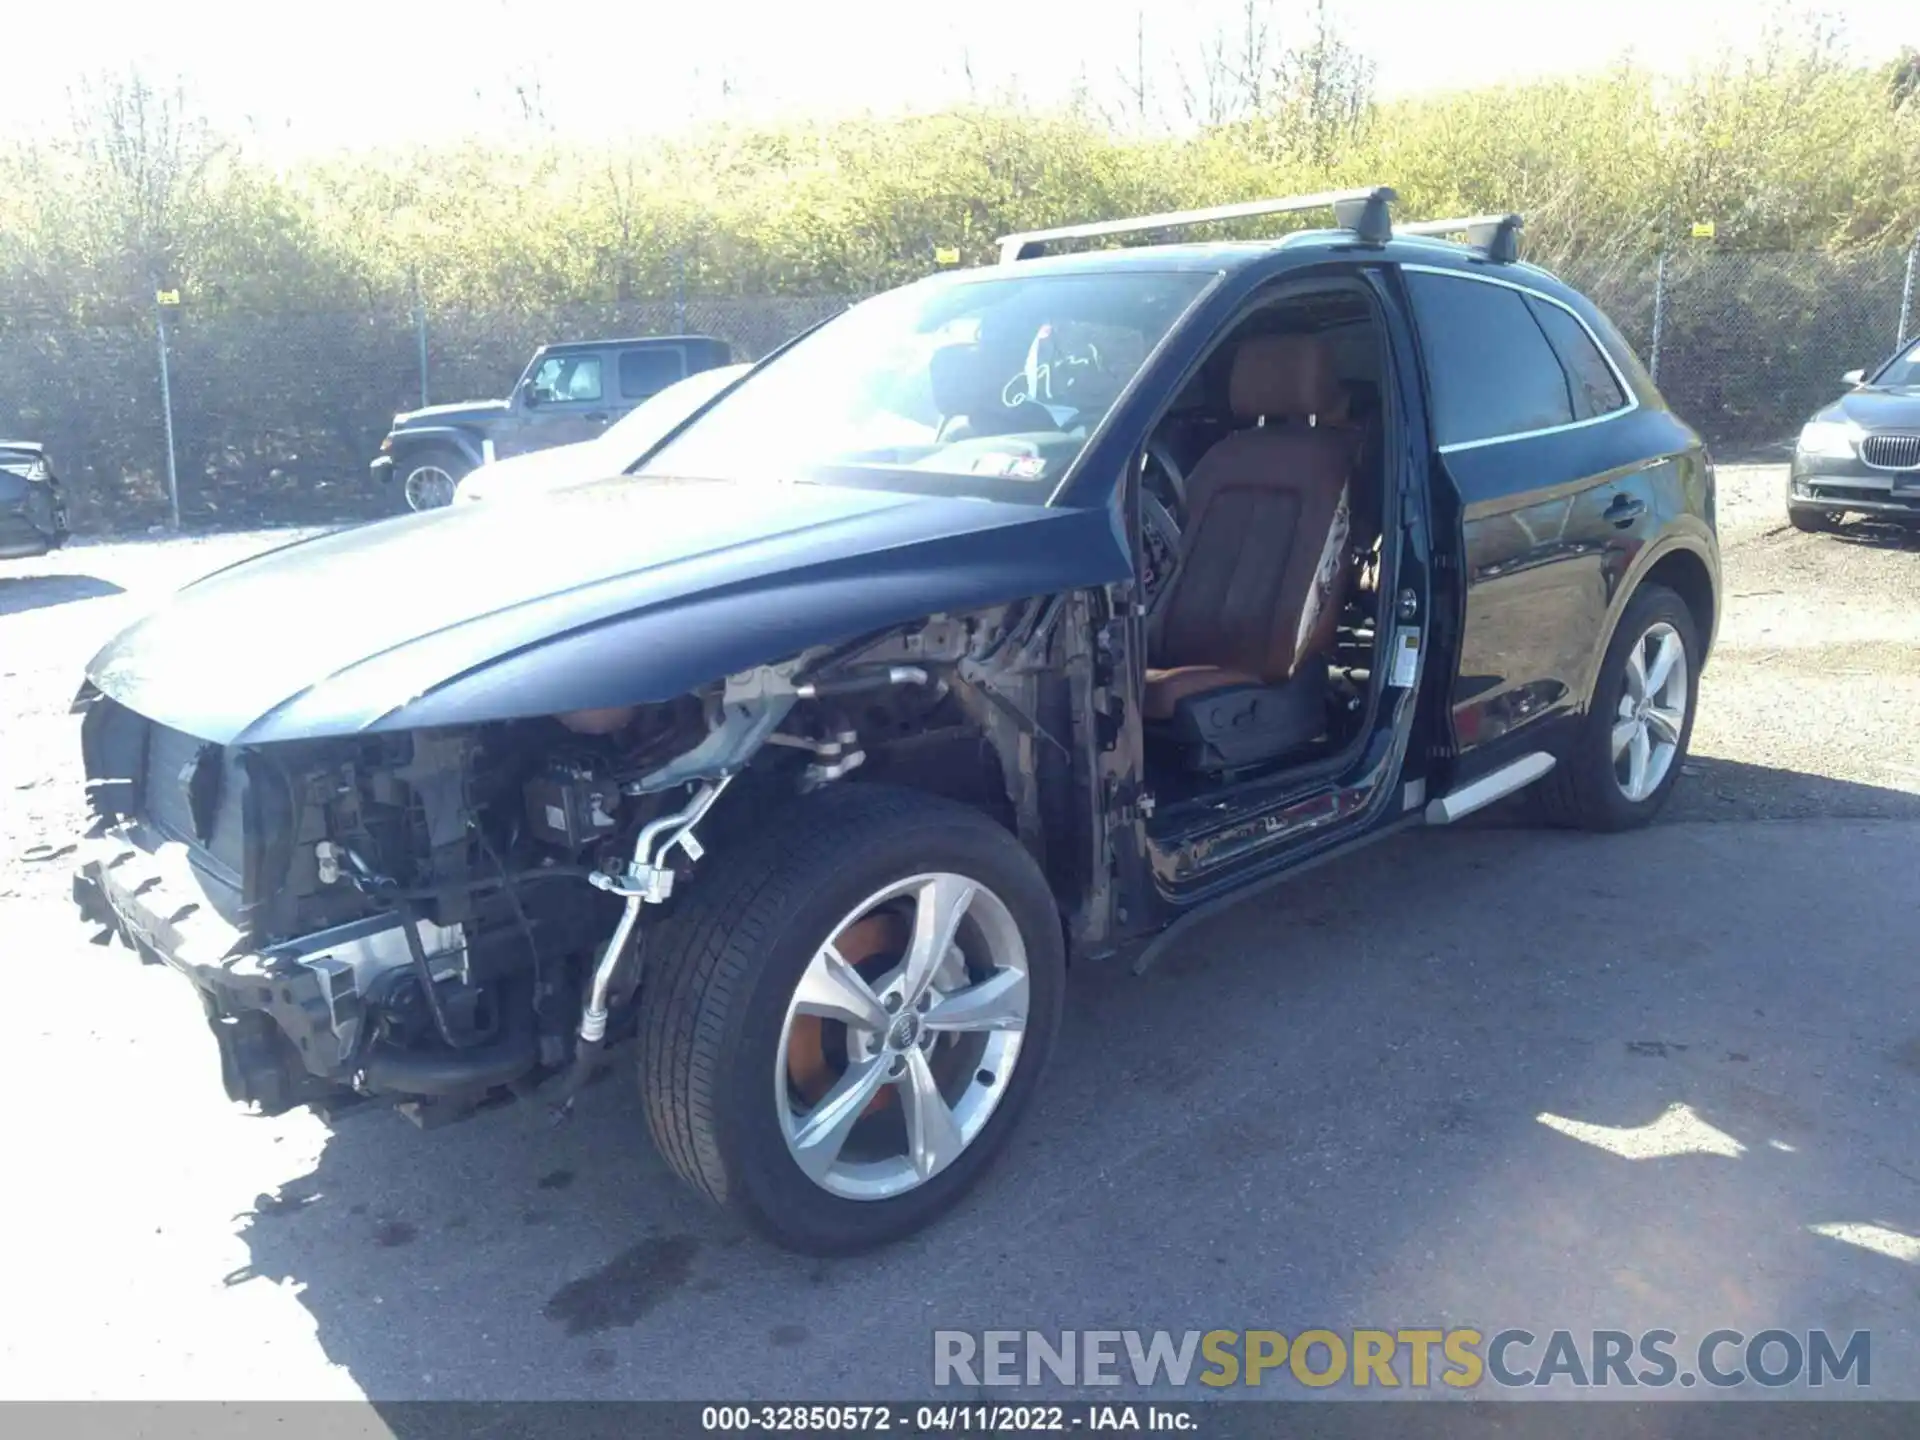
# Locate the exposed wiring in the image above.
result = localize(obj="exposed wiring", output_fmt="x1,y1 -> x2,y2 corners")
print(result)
476,824 -> 550,1018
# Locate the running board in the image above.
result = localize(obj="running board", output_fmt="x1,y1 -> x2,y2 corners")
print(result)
1424,752 -> 1555,824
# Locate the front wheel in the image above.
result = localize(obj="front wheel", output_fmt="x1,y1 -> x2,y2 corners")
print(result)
638,784 -> 1065,1255
1532,582 -> 1701,831
399,445 -> 469,511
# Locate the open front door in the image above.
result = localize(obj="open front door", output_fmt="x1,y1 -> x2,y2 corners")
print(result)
1133,267 -> 1433,912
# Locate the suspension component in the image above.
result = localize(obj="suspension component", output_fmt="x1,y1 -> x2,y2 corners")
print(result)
549,775 -> 732,1122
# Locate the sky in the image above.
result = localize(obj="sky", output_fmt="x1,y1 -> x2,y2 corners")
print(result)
1,0 -> 1914,153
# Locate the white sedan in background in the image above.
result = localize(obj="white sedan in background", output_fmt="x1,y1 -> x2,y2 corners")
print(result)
454,362 -> 752,504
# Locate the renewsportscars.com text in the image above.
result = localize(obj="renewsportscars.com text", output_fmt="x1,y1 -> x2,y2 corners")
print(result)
932,1328 -> 1871,1391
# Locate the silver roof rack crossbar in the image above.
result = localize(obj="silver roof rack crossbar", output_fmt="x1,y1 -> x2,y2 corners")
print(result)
1397,212 -> 1523,264
996,186 -> 1398,265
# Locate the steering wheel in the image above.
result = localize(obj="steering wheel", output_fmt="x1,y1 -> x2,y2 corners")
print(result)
1138,437 -> 1187,614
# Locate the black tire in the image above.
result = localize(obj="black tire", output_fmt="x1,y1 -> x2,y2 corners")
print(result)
397,444 -> 470,511
637,783 -> 1066,1255
1788,505 -> 1841,533
1532,582 -> 1701,832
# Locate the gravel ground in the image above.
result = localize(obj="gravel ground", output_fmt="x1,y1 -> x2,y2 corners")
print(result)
0,471 -> 1915,1405
1668,465 -> 1920,822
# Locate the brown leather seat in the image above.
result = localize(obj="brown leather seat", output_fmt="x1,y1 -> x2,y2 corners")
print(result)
1325,379 -> 1384,552
1144,333 -> 1356,722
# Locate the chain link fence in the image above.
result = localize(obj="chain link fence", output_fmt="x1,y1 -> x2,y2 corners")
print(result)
1648,247 -> 1916,449
0,294 -> 858,533
3,244 -> 1917,536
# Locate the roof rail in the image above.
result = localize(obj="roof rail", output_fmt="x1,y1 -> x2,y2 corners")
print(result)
996,186 -> 1398,265
1396,212 -> 1523,264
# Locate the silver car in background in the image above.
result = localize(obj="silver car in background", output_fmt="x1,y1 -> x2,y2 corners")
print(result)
0,441 -> 70,558
455,362 -> 753,504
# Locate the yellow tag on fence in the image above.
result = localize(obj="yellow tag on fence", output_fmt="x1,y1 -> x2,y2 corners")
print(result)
1690,221 -> 1716,240
934,247 -> 961,266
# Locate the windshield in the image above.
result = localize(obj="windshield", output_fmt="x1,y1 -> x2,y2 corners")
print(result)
638,270 -> 1212,500
604,363 -> 752,463
1870,338 -> 1920,388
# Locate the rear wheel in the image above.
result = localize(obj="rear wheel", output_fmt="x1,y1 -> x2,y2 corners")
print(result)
638,784 -> 1064,1255
399,445 -> 469,511
1533,582 -> 1700,831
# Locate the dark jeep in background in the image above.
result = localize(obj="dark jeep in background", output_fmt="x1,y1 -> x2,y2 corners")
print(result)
73,189 -> 1719,1256
0,440 -> 70,559
372,334 -> 733,510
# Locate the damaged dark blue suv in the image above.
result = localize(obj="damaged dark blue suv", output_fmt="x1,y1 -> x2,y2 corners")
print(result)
70,188 -> 1719,1255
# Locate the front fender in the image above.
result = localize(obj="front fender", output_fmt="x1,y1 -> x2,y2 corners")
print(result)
391,427 -> 486,468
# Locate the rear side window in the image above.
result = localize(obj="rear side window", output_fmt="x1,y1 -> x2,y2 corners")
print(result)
1405,271 -> 1573,447
619,347 -> 687,398
1525,296 -> 1628,419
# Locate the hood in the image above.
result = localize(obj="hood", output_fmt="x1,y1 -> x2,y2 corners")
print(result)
455,439 -> 606,503
393,399 -> 510,428
86,475 -> 1127,745
1809,387 -> 1920,430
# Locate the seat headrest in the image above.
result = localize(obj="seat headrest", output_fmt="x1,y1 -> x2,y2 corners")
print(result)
1228,334 -> 1340,422
930,343 -> 1003,418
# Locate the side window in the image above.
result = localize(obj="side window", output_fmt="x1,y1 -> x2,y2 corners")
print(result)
618,347 -> 686,398
1525,296 -> 1627,419
563,357 -> 604,401
532,355 -> 603,403
1405,271 -> 1573,447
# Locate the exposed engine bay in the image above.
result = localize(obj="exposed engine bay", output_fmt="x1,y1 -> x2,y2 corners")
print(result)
72,598 -> 1106,1127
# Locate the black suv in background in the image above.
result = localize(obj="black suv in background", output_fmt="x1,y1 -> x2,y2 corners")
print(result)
74,189 -> 1719,1255
372,334 -> 733,509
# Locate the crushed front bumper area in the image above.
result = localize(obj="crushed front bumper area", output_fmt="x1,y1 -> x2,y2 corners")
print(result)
73,824 -> 535,1118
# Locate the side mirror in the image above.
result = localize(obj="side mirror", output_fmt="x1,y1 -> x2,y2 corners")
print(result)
519,379 -> 541,408
1842,369 -> 1866,387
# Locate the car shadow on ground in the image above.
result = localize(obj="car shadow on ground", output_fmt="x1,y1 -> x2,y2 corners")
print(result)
1822,520 -> 1920,554
1464,755 -> 1920,828
0,573 -> 124,617
226,762 -> 1920,1403
1663,754 -> 1920,821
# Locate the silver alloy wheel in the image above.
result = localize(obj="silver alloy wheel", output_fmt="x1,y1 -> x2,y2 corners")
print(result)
774,872 -> 1031,1202
1612,620 -> 1688,802
403,464 -> 457,511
